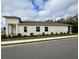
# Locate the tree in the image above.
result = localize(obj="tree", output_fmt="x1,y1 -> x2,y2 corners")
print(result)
54,14 -> 78,33
46,19 -> 53,22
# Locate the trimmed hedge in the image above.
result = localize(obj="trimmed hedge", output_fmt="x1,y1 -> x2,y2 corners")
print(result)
42,32 -> 45,36
30,33 -> 33,36
51,32 -> 53,35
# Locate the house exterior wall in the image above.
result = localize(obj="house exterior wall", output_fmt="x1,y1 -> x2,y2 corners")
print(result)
4,17 -> 71,36
18,25 -> 68,36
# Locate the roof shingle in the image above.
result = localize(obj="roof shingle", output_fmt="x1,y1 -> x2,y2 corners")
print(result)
19,21 -> 71,26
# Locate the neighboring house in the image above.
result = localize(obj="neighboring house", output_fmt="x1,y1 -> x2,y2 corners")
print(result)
3,16 -> 72,36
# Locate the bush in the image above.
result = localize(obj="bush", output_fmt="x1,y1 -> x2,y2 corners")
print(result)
8,34 -> 11,37
46,34 -> 48,36
30,33 -> 33,36
1,35 -> 4,39
42,32 -> 45,36
24,35 -> 27,37
63,32 -> 66,34
51,32 -> 53,35
55,32 -> 58,35
67,31 -> 70,34
1,35 -> 3,38
1,34 -> 7,39
18,33 -> 22,37
60,32 -> 63,34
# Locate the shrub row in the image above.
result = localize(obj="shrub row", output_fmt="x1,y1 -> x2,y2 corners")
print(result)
1,32 -> 69,39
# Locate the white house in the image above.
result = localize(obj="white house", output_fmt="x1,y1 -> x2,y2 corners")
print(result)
3,16 -> 72,36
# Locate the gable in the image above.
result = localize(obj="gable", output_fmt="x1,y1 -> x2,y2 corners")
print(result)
3,16 -> 21,24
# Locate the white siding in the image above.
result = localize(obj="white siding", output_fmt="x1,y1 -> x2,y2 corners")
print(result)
18,25 -> 68,36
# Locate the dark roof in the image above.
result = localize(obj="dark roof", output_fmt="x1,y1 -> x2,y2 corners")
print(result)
19,21 -> 72,26
3,16 -> 21,22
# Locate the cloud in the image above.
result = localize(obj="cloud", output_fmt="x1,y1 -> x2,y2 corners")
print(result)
41,0 -> 78,19
1,0 -> 78,27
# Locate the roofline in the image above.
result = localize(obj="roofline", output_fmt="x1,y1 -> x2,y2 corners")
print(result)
3,16 -> 22,22
18,24 -> 72,26
2,16 -> 72,26
3,16 -> 20,18
18,21 -> 72,26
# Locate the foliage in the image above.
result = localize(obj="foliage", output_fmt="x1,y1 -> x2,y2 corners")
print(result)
8,34 -> 11,37
46,20 -> 53,22
63,32 -> 66,34
24,35 -> 27,37
1,34 -> 7,39
54,14 -> 78,33
51,32 -> 53,35
55,32 -> 58,35
60,32 -> 63,34
42,32 -> 45,36
30,33 -> 33,36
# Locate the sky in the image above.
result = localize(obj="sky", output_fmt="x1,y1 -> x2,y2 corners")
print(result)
1,0 -> 78,27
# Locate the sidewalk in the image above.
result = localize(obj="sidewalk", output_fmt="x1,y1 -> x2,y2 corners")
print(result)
1,35 -> 78,46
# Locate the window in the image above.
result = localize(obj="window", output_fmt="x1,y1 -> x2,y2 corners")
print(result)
68,26 -> 70,31
68,26 -> 70,33
36,27 -> 40,32
45,27 -> 48,32
24,27 -> 27,32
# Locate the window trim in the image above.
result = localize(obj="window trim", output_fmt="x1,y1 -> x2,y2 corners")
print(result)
24,27 -> 27,32
45,27 -> 48,32
36,27 -> 40,32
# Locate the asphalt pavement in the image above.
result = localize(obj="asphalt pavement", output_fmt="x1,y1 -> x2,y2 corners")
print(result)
1,37 -> 78,59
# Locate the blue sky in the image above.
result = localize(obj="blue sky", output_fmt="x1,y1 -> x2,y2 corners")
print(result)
1,0 -> 78,27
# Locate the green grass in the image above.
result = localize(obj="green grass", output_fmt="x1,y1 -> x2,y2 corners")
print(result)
1,33 -> 78,41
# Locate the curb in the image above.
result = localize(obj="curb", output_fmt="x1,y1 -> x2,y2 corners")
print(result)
1,35 -> 78,46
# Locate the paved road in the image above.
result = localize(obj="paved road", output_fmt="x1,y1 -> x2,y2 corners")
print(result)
1,37 -> 78,59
